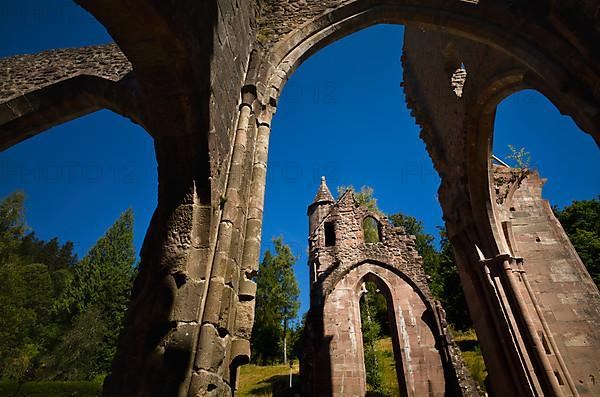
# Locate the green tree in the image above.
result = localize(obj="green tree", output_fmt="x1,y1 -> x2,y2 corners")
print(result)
554,197 -> 600,287
0,191 -> 27,264
288,315 -> 306,363
51,209 -> 137,379
252,237 -> 300,364
361,282 -> 387,396
0,192 -> 78,381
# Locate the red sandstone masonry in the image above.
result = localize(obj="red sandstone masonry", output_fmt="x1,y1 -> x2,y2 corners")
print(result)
302,180 -> 477,396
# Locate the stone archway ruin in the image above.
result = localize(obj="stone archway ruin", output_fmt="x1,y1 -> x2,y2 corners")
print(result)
304,180 -> 475,396
1,1 -> 599,396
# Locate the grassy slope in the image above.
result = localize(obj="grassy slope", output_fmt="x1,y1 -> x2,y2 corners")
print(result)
374,337 -> 401,396
453,328 -> 487,391
237,363 -> 299,397
0,332 -> 484,397
374,331 -> 487,396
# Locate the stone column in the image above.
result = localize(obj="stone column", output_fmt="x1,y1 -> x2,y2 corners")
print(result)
449,230 -> 540,397
103,133 -> 215,397
241,104 -> 274,279
189,89 -> 260,396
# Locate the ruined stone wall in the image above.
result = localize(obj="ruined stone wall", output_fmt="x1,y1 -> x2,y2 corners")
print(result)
0,44 -> 138,151
401,26 -> 527,233
310,192 -> 430,301
304,188 -> 477,396
0,44 -> 131,102
187,2 -> 263,394
494,166 -> 600,396
401,26 -> 549,396
1,1 -> 599,396
323,263 -> 446,396
256,0 -> 342,48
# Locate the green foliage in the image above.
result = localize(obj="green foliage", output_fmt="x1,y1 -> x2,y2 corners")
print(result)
0,263 -> 56,380
363,217 -> 381,244
252,237 -> 300,364
554,197 -> 600,288
0,380 -> 102,396
362,282 -> 390,336
452,328 -> 487,391
374,338 -> 401,396
287,315 -> 306,362
505,144 -> 531,169
0,193 -> 78,381
388,213 -> 439,278
51,210 -> 137,379
462,348 -> 487,390
0,191 -> 27,264
0,192 -> 136,382
434,231 -> 472,330
361,283 -> 388,396
43,307 -> 107,381
237,363 -> 299,397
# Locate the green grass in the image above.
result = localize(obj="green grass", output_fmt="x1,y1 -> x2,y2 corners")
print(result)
0,381 -> 102,397
461,349 -> 487,390
237,363 -> 299,397
374,337 -> 401,397
452,328 -> 487,392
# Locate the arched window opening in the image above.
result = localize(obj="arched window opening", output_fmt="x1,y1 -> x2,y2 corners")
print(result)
258,24 -> 476,395
324,222 -> 336,247
363,217 -> 381,243
359,280 -> 401,396
490,89 -> 600,393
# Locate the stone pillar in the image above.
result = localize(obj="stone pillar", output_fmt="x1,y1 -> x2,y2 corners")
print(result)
189,96 -> 275,396
103,133 -> 215,397
190,89 -> 258,396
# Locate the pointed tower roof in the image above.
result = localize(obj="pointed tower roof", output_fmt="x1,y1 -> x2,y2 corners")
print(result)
312,176 -> 335,204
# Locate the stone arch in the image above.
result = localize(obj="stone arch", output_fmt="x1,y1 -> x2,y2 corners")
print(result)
0,74 -> 143,151
464,69 -> 593,257
249,0 -> 599,265
0,44 -> 142,150
3,2 -> 599,396
355,270 -> 409,396
250,8 -> 599,394
323,261 -> 446,396
326,259 -> 435,309
252,1 -> 599,141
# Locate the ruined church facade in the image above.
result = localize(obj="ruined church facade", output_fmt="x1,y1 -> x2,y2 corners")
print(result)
302,178 -> 477,396
1,1 -> 599,396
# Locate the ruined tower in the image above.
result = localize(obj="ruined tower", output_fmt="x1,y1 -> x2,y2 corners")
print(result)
301,178 -> 476,397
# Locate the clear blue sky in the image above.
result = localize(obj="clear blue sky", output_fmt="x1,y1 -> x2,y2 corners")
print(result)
1,3 -> 598,319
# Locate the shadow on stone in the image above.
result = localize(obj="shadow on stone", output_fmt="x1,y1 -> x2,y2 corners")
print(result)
248,374 -> 299,396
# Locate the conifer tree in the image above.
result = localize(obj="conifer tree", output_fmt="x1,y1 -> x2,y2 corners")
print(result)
51,209 -> 137,379
252,237 -> 300,364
